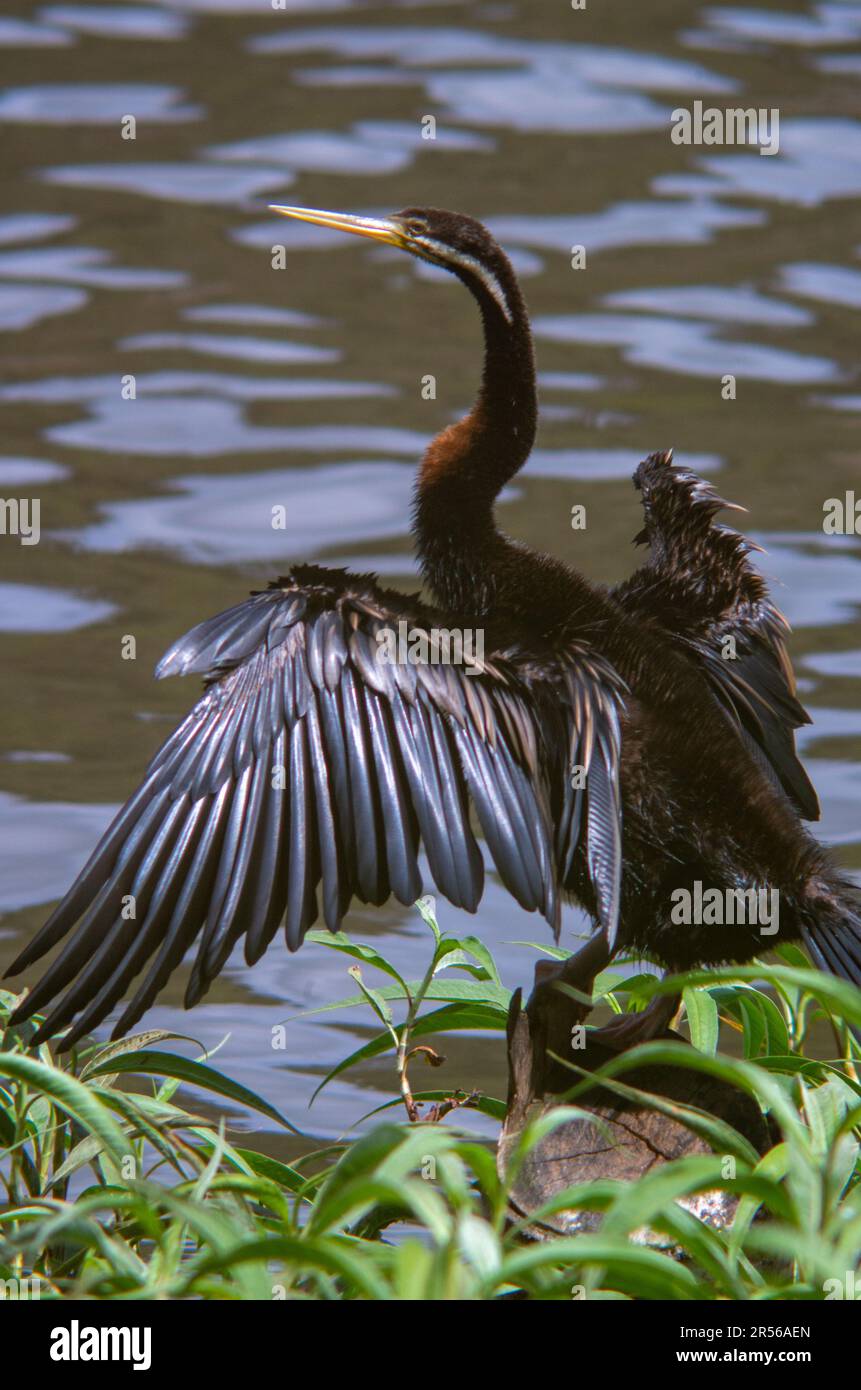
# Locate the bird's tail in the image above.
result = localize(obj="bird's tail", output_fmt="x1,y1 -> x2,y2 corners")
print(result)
796,877 -> 861,1022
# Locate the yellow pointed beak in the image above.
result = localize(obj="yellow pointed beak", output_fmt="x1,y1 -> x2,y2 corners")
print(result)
269,204 -> 407,249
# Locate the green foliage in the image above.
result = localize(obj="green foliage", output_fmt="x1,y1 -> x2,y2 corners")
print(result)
1,901 -> 860,1300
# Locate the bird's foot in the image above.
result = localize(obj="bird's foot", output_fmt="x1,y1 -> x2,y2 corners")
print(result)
587,991 -> 681,1053
525,932 -> 613,1023
528,955 -> 594,1020
523,935 -> 614,1094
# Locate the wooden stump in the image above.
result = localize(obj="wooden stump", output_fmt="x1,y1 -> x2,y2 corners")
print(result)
499,989 -> 773,1242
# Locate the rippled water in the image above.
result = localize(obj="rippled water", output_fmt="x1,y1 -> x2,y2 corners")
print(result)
1,0 -> 859,1158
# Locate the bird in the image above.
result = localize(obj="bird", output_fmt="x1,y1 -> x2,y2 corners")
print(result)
6,204 -> 860,1058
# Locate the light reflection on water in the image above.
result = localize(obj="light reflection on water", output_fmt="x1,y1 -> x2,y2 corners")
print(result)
253,24 -> 736,136
0,458 -> 69,484
779,262 -> 861,310
62,460 -> 416,563
0,282 -> 87,330
39,6 -> 189,41
120,331 -> 339,365
0,83 -> 201,123
44,403 -> 429,458
488,202 -> 767,253
44,162 -> 295,205
687,4 -> 861,49
0,246 -> 186,290
0,214 -> 76,244
655,119 -> 861,207
0,0 -> 859,1144
534,311 -> 838,384
209,120 -> 493,175
750,534 -> 861,630
0,582 -> 117,632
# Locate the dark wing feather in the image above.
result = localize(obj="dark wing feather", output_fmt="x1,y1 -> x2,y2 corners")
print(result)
7,564 -> 623,1045
550,653 -> 624,944
615,450 -> 818,820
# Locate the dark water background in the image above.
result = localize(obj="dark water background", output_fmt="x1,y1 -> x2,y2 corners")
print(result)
1,0 -> 860,1160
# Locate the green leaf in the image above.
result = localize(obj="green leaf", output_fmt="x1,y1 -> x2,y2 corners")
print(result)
189,1232 -> 391,1300
627,1042 -> 810,1149
712,986 -> 789,1058
228,1148 -> 308,1195
555,1046 -> 770,1166
661,963 -> 861,1032
683,986 -> 719,1055
456,936 -> 502,985
79,1030 -> 199,1081
309,1124 -> 452,1233
601,1154 -> 729,1238
347,966 -> 396,1031
415,895 -> 441,935
392,1239 -> 436,1300
0,1052 -> 129,1165
84,1050 -> 302,1134
496,1236 -> 700,1300
599,971 -> 662,1004
457,1213 -> 501,1278
304,932 -> 409,994
803,1077 -> 851,1154
297,976 -> 511,1018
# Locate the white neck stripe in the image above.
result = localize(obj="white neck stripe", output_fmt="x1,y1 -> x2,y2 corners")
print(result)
417,238 -> 514,324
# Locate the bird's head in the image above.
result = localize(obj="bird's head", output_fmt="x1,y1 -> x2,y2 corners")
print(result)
269,203 -> 520,326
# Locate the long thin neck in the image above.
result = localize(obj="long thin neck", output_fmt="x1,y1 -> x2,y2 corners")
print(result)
412,270 -> 537,612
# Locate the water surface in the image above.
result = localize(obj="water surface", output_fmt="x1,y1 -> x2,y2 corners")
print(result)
1,0 -> 859,1156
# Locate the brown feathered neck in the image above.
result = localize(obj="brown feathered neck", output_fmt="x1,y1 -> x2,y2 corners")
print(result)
412,251 -> 537,610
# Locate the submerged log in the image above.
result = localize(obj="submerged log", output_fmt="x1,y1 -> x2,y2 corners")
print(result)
499,985 -> 773,1241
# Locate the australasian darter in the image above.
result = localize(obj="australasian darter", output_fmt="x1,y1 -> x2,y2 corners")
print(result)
7,205 -> 860,1055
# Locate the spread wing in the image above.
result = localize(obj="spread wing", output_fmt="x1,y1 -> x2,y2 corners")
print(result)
615,450 -> 818,820
8,563 -> 624,1047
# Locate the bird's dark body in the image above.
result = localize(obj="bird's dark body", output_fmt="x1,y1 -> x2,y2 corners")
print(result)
7,203 -> 860,1047
421,497 -> 845,976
